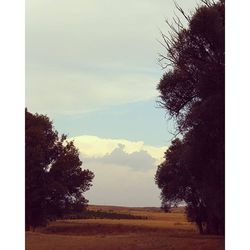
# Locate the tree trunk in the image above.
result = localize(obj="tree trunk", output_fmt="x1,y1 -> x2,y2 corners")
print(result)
197,221 -> 204,234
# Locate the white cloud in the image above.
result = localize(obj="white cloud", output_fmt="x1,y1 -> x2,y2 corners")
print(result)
84,162 -> 161,207
98,144 -> 155,171
71,135 -> 166,163
70,134 -> 167,206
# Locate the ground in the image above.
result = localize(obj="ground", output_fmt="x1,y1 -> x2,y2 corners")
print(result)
26,205 -> 224,250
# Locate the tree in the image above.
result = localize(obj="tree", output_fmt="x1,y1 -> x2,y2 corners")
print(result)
155,0 -> 224,235
25,109 -> 94,230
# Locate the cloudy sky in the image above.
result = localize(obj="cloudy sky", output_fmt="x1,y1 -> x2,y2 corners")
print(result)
26,0 -> 198,207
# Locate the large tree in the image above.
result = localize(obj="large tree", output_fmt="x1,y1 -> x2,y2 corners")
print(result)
155,0 -> 224,235
25,109 -> 94,230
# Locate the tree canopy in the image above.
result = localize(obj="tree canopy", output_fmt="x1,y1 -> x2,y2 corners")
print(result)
155,0 -> 224,235
25,109 -> 94,230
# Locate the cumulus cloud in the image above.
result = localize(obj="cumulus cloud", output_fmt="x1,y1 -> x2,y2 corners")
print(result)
71,135 -> 166,163
69,135 -> 167,206
87,144 -> 156,171
101,144 -> 155,170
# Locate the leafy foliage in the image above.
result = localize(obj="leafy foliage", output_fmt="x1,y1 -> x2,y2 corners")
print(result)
25,109 -> 94,230
155,0 -> 224,235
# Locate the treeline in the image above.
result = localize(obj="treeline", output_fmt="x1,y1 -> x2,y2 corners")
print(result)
25,109 -> 94,230
60,210 -> 147,220
155,0 -> 225,235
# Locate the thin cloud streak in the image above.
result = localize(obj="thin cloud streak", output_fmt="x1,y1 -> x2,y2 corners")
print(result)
26,0 -> 198,115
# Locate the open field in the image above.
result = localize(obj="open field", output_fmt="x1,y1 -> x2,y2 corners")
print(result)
26,205 -> 224,250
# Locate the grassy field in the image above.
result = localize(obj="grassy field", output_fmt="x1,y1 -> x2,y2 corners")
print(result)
26,205 -> 224,250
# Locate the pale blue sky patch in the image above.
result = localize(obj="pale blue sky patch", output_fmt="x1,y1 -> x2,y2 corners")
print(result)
52,99 -> 175,147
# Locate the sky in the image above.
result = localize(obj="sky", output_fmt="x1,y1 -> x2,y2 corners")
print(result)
26,0 -> 198,207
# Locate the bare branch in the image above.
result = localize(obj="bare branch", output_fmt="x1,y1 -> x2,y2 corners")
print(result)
165,19 -> 179,36
201,0 -> 212,7
168,130 -> 182,140
158,53 -> 176,65
173,11 -> 185,31
174,1 -> 191,22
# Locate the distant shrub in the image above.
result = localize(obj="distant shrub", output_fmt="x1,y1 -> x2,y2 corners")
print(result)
61,210 -> 147,220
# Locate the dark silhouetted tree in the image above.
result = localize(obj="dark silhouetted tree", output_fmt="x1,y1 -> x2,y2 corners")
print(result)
155,0 -> 224,235
25,109 -> 94,230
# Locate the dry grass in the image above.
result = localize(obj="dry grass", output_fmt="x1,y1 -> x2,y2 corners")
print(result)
26,205 -> 224,250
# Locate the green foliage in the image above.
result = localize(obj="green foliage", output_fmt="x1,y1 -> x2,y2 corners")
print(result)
155,0 -> 224,235
25,109 -> 94,230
